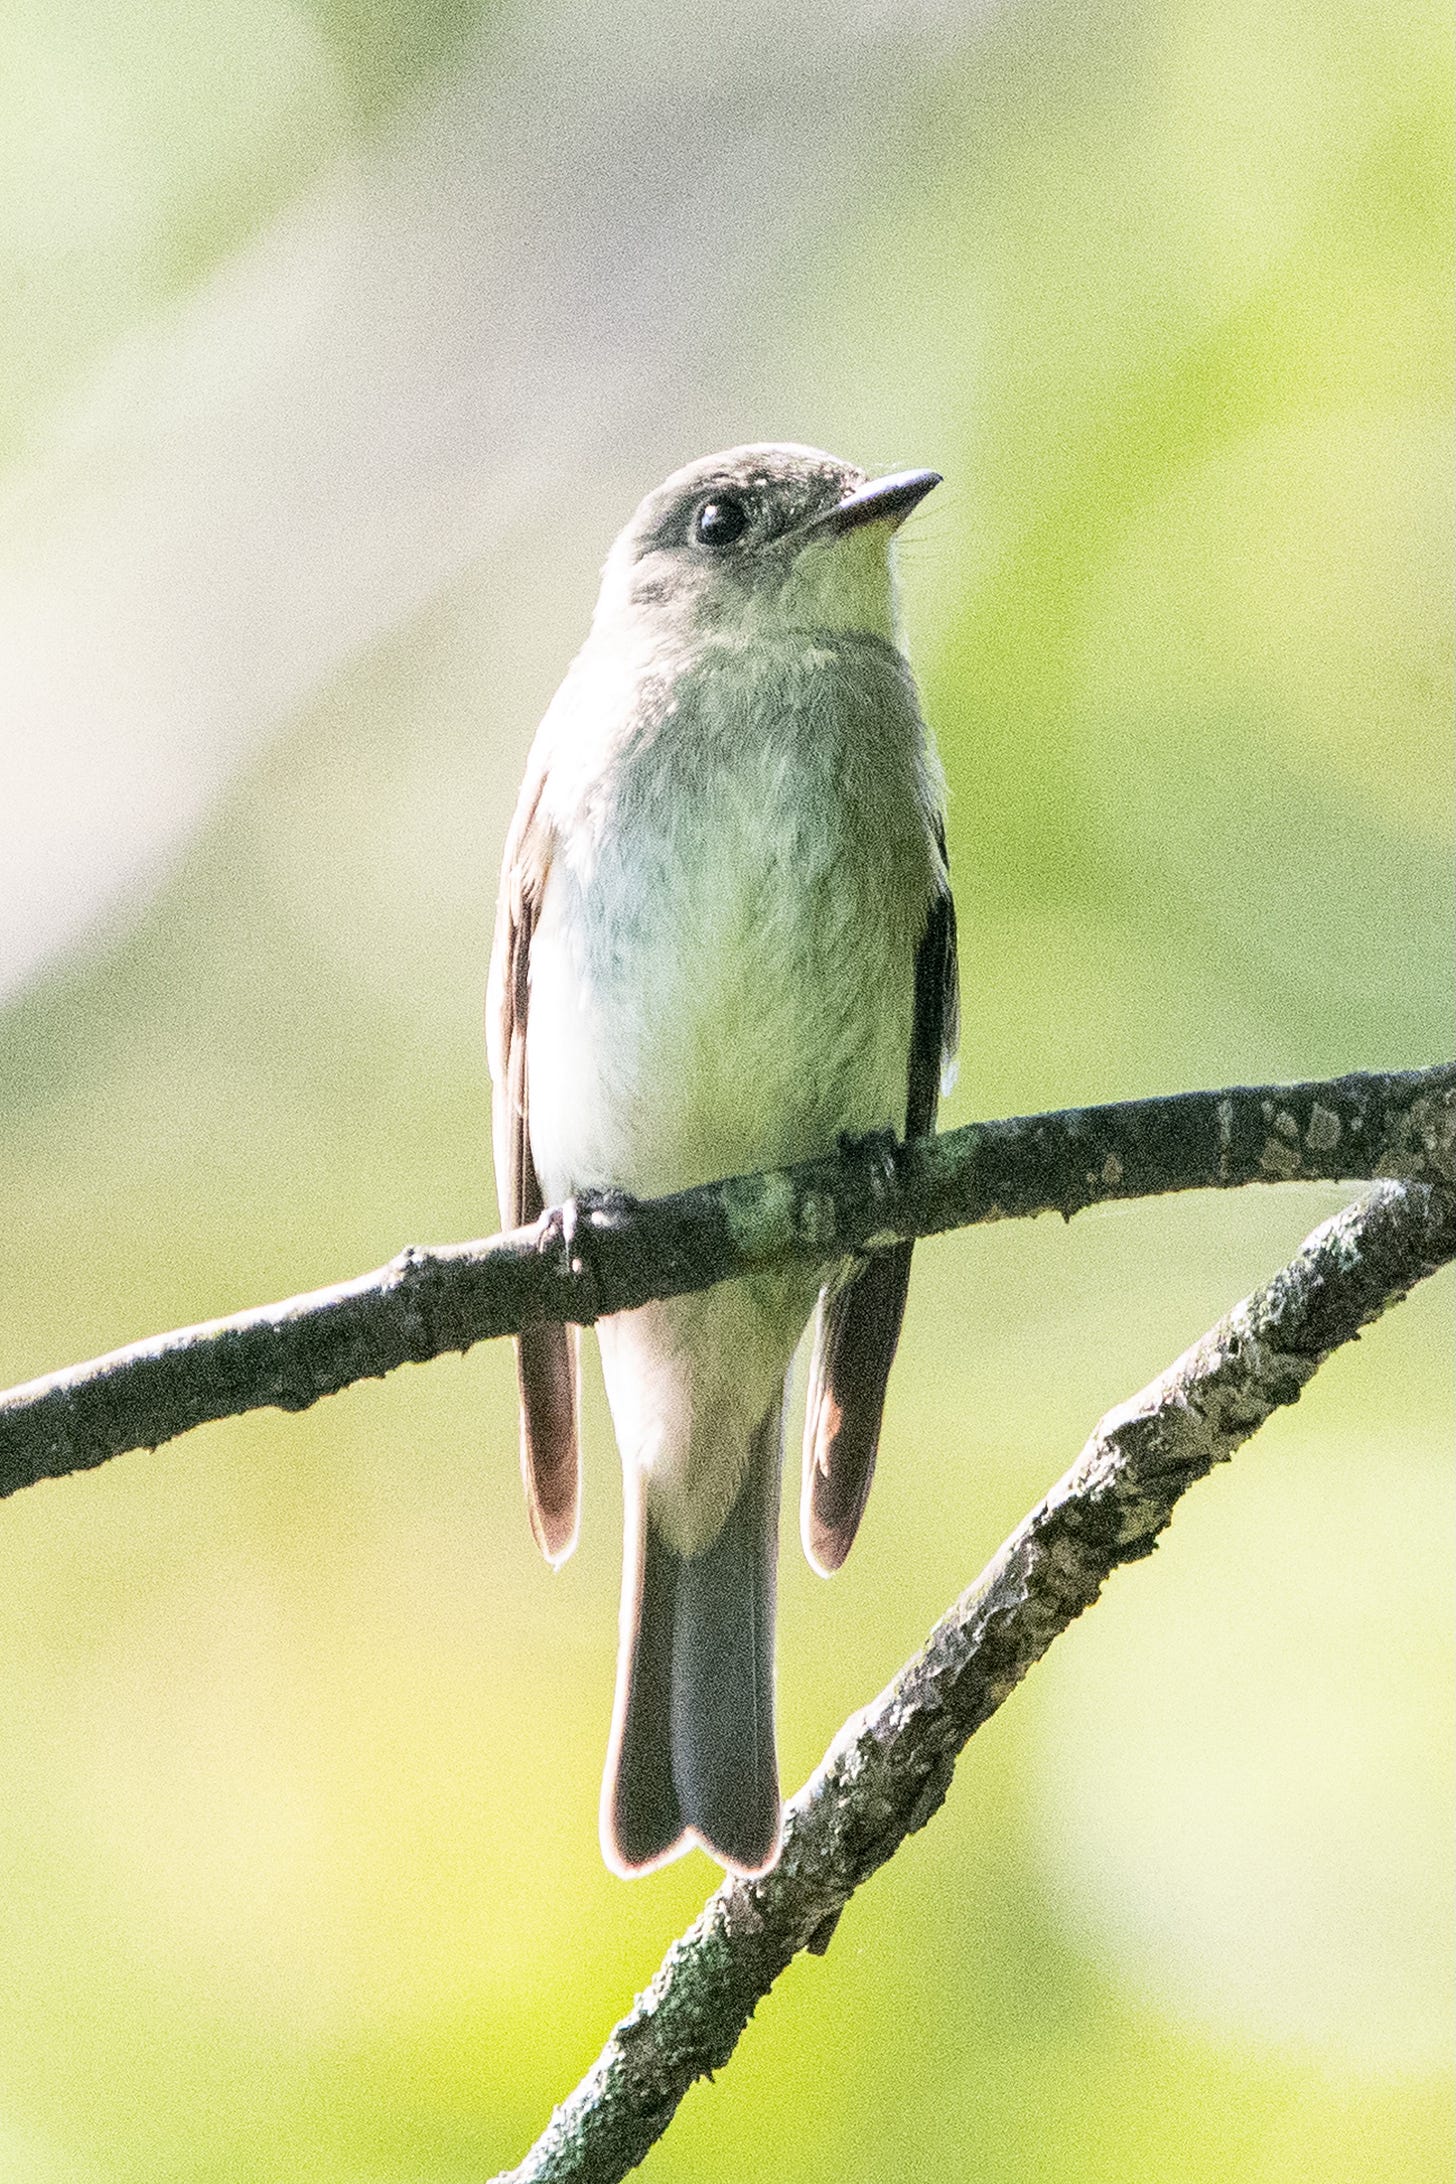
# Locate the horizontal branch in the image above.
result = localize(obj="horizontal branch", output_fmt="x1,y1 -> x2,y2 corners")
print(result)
495,1178 -> 1456,2184
1,1062 -> 1451,1501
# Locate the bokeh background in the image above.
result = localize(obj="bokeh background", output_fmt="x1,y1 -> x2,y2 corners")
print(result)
1,1 -> 1450,2177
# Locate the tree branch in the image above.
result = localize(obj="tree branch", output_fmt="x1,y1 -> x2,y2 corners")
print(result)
493,1178 -> 1456,2184
1,1064 -> 1451,1501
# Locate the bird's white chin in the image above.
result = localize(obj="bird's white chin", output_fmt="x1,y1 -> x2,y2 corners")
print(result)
773,527 -> 901,643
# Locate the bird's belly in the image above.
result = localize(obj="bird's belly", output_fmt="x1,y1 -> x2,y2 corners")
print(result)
526,857 -> 913,1554
525,856 -> 919,1208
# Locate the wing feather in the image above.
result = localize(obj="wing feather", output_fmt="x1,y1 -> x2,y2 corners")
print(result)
487,771 -> 580,1566
802,831 -> 958,1576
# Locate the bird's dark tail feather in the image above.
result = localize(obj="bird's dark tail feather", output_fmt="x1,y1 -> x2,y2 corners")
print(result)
603,1395 -> 784,1876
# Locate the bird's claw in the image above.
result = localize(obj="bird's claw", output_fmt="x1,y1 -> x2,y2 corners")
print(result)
835,1127 -> 903,1202
535,1187 -> 639,1313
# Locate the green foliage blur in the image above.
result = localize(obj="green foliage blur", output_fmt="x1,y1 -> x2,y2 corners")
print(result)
0,0 -> 1450,2178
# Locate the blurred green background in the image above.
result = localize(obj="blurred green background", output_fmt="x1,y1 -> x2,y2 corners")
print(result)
0,0 -> 1450,2177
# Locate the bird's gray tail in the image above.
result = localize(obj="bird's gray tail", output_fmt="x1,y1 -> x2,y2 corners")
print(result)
603,1394 -> 784,1876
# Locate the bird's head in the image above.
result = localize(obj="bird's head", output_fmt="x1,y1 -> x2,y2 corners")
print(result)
592,442 -> 940,654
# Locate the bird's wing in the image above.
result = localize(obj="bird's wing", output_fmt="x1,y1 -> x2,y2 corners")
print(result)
801,828 -> 958,1576
487,766 -> 580,1566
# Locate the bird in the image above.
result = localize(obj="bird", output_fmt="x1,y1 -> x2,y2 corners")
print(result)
487,442 -> 958,1877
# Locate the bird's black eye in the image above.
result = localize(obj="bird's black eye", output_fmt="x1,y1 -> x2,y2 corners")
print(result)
693,495 -> 750,548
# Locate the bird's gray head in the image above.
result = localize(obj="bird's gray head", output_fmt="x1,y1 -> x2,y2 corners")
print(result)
592,443 -> 940,654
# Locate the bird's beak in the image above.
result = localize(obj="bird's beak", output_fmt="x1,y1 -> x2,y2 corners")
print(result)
807,468 -> 942,539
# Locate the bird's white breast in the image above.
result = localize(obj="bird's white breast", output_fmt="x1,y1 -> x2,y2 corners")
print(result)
523,631 -> 941,1210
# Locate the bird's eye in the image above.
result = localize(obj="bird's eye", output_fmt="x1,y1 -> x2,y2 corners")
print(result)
693,495 -> 750,548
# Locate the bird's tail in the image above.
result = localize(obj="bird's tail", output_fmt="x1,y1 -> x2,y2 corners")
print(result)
602,1393 -> 784,1876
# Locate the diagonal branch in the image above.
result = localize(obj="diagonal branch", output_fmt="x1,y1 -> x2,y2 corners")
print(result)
1,1062 -> 1451,1500
493,1178 -> 1456,2184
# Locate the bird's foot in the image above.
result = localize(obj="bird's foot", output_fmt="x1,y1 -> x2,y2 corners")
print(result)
534,1187 -> 639,1318
835,1127 -> 904,1204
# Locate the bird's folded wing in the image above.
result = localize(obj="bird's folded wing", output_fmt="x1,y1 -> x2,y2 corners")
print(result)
487,770 -> 580,1565
802,832 -> 958,1575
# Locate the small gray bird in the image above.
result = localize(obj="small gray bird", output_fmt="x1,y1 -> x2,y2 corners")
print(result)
487,443 -> 958,1876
